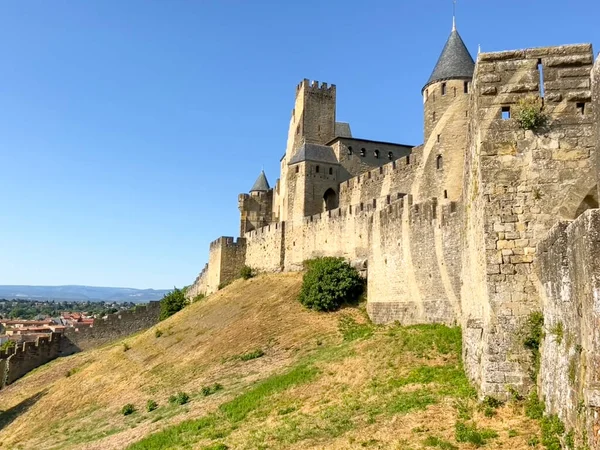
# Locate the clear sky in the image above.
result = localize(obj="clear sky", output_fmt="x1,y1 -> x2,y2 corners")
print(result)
0,1 -> 597,289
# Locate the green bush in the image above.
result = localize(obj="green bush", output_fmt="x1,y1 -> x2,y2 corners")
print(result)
146,399 -> 158,412
192,293 -> 205,303
121,403 -> 136,416
154,329 -> 163,338
298,257 -> 363,312
525,390 -> 545,420
169,391 -> 190,405
0,340 -> 15,352
240,265 -> 254,280
513,96 -> 548,131
122,342 -> 131,352
201,383 -> 223,397
159,287 -> 187,320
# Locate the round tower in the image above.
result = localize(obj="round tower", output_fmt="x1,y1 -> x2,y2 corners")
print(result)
422,21 -> 475,143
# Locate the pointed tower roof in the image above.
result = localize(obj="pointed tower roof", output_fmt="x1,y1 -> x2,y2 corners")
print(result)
422,28 -> 475,92
250,170 -> 270,192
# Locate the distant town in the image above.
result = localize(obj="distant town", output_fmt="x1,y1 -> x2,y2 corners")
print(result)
0,298 -> 139,350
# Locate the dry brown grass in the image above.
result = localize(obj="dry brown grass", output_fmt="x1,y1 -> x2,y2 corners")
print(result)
0,273 -> 539,449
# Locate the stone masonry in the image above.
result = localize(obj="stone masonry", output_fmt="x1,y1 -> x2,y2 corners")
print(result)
187,23 -> 600,448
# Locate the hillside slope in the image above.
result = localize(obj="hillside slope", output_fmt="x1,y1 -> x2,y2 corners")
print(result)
0,274 -> 540,449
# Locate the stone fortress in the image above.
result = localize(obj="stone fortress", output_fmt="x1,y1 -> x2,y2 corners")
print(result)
187,17 -> 600,447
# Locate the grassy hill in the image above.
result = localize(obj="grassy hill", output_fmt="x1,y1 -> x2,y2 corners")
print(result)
0,273 -> 540,449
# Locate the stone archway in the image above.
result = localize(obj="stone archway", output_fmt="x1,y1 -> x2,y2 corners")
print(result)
323,188 -> 338,212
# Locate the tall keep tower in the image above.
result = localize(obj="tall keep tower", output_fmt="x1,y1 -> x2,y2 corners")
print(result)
422,21 -> 475,142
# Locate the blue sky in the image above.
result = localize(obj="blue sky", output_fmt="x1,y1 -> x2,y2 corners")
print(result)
0,1 -> 597,289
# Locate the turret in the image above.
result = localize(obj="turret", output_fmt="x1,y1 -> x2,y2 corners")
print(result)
422,22 -> 475,142
238,170 -> 273,236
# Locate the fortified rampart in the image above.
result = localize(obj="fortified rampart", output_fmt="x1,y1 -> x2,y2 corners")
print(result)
61,301 -> 160,354
461,44 -> 596,397
186,36 -> 600,446
0,332 -> 62,388
0,301 -> 161,388
537,210 -> 600,449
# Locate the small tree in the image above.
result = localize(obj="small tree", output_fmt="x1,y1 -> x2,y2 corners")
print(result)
159,287 -> 187,320
299,257 -> 363,312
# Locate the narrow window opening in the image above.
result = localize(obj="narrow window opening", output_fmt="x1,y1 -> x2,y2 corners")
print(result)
374,149 -> 380,159
296,125 -> 300,135
360,203 -> 364,212
577,102 -> 585,115
537,59 -> 545,98
360,148 -> 366,157
444,190 -> 448,199
367,171 -> 371,179
464,82 -> 469,94
465,110 -> 468,118
441,83 -> 446,96
392,160 -> 396,169
349,205 -> 353,214
436,155 -> 443,170
453,87 -> 457,97
316,165 -> 320,173
386,195 -> 391,205
426,89 -> 429,100
501,106 -> 511,120
329,167 -> 333,175
372,199 -> 377,208
388,151 -> 393,160
347,146 -> 353,155
379,166 -> 383,175
437,134 -> 441,143
406,155 -> 410,165
433,111 -> 436,121
295,166 -> 299,174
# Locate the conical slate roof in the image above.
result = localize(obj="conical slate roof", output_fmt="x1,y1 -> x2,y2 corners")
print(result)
423,28 -> 475,92
250,170 -> 270,192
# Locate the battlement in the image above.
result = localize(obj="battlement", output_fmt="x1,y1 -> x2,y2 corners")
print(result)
475,43 -> 594,116
296,78 -> 336,96
340,152 -> 419,196
244,221 -> 283,239
209,236 -> 247,249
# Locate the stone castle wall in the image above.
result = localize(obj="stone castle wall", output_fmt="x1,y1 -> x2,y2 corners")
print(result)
461,43 -> 596,397
0,332 -> 62,388
538,210 -> 600,449
185,43 -> 600,419
245,222 -> 285,272
61,301 -> 160,354
0,302 -> 161,388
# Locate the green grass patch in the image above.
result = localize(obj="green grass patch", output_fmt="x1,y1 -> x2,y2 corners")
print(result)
238,349 -> 265,361
423,435 -> 458,449
386,324 -> 462,357
219,364 -> 318,422
455,421 -> 498,447
387,389 -> 438,415
338,316 -> 374,341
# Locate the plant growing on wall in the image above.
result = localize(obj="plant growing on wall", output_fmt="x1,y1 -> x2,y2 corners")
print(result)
299,257 -> 363,312
513,96 -> 547,131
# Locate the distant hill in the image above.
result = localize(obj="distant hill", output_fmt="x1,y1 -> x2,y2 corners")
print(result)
0,285 -> 170,303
